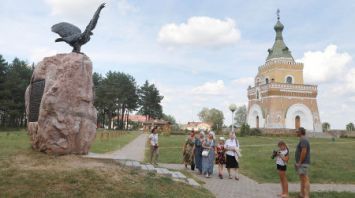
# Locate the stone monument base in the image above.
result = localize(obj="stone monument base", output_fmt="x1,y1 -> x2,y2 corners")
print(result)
25,53 -> 97,155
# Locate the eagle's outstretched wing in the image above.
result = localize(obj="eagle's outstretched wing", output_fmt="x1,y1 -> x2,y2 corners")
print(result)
51,22 -> 81,38
83,3 -> 105,35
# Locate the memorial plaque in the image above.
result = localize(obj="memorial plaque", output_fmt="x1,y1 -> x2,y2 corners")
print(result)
29,80 -> 45,122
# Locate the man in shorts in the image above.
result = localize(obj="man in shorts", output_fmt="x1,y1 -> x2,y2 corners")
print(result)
295,127 -> 311,198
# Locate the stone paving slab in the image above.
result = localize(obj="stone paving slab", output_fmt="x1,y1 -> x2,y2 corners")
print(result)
160,163 -> 355,198
141,164 -> 157,172
171,171 -> 187,180
187,178 -> 201,188
155,168 -> 173,177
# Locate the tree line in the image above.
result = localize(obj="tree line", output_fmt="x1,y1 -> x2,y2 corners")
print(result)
0,55 -> 33,128
0,54 -> 170,129
93,71 -> 165,130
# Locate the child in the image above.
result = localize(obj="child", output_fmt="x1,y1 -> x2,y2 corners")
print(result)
276,141 -> 289,198
215,137 -> 226,179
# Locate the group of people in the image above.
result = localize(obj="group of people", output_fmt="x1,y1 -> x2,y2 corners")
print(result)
183,131 -> 241,180
274,127 -> 311,198
149,126 -> 311,198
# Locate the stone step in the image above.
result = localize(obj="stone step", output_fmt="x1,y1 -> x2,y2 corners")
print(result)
171,171 -> 187,180
187,178 -> 201,188
154,168 -> 173,176
124,160 -> 141,169
115,159 -> 126,166
141,164 -> 157,172
114,160 -> 197,188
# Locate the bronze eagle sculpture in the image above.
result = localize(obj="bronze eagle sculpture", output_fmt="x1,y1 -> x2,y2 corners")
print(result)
51,3 -> 106,53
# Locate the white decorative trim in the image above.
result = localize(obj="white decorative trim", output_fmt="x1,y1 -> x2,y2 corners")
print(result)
247,104 -> 265,128
285,103 -> 316,132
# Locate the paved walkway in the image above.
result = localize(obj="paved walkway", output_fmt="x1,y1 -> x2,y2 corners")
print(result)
87,134 -> 355,198
161,163 -> 355,198
86,133 -> 147,161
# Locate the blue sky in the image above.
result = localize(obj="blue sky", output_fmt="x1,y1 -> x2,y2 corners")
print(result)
1,0 -> 355,129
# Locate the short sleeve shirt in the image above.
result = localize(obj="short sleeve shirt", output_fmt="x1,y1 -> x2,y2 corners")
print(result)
149,133 -> 158,146
224,138 -> 240,156
276,149 -> 289,166
295,136 -> 310,164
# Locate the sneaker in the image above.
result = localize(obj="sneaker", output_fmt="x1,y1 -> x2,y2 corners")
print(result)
219,174 -> 223,179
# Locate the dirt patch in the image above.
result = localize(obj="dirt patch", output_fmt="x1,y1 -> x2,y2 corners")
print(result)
9,152 -> 117,172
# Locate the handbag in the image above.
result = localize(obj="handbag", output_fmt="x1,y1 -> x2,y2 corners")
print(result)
202,150 -> 209,157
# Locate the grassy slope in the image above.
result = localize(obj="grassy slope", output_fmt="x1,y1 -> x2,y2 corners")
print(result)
150,135 -> 355,184
0,131 -> 214,198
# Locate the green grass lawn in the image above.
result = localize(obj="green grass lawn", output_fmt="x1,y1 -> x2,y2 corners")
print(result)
90,130 -> 141,153
150,135 -> 355,184
0,130 -> 214,198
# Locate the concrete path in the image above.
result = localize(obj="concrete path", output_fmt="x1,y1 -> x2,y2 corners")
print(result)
160,163 -> 355,198
86,133 -> 148,161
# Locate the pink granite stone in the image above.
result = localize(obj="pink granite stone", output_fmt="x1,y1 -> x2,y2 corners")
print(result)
26,53 -> 97,155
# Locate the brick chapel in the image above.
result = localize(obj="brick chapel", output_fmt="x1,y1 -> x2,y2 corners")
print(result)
247,12 -> 322,132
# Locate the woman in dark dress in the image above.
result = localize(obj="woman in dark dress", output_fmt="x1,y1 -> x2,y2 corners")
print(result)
215,137 -> 226,179
183,131 -> 195,170
194,131 -> 204,174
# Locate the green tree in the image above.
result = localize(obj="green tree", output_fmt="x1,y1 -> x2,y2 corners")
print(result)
198,107 -> 224,132
240,123 -> 251,136
95,71 -> 139,130
138,81 -> 163,120
0,57 -> 32,127
0,55 -> 9,127
162,113 -> 176,124
234,105 -> 247,127
322,122 -> 330,132
346,122 -> 355,131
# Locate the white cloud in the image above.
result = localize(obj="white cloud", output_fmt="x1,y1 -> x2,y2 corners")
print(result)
345,68 -> 355,92
45,0 -> 105,19
158,16 -> 241,47
298,45 -> 352,83
192,80 -> 226,95
232,77 -> 254,86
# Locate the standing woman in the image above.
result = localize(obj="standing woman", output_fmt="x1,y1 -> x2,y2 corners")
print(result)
225,132 -> 240,180
202,131 -> 215,178
183,130 -> 196,170
148,127 -> 159,166
275,141 -> 289,198
194,131 -> 204,174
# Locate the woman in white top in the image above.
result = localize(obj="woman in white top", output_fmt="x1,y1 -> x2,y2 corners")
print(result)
275,141 -> 289,198
224,132 -> 240,180
148,127 -> 159,165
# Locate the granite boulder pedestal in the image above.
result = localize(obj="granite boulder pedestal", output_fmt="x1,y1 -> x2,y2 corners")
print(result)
25,53 -> 97,155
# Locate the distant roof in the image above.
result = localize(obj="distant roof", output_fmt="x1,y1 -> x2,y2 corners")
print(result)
266,11 -> 294,62
112,115 -> 147,122
143,120 -> 171,125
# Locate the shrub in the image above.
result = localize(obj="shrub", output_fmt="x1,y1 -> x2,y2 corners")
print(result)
250,128 -> 262,136
240,123 -> 250,137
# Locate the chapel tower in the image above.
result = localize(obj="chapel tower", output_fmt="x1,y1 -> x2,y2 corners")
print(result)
247,10 -> 322,132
